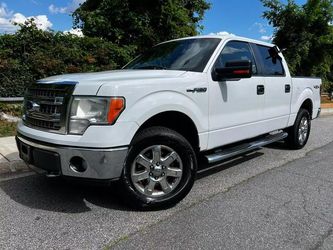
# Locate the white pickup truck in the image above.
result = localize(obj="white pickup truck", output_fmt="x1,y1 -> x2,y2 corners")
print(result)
16,35 -> 321,209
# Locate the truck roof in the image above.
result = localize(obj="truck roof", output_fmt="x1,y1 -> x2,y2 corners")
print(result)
163,34 -> 275,48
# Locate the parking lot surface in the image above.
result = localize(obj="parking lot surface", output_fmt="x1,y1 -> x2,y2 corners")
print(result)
1,116 -> 333,249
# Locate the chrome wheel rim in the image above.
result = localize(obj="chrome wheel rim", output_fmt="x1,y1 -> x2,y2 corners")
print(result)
130,145 -> 183,198
298,116 -> 309,145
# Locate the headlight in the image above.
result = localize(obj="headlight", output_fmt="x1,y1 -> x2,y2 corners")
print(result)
69,97 -> 125,135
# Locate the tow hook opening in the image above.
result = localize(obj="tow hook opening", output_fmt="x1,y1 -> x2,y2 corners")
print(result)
69,156 -> 87,173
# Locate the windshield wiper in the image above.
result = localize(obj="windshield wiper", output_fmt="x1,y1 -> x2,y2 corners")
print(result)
134,65 -> 167,70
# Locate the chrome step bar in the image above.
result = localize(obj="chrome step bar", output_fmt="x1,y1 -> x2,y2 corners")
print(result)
205,132 -> 288,164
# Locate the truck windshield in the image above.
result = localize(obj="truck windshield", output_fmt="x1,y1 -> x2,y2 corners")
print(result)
124,38 -> 221,72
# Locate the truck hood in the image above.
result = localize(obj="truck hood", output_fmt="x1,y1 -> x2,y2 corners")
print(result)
39,70 -> 187,95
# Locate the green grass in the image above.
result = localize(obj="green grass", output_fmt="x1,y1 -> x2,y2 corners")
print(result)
0,120 -> 17,137
0,103 -> 21,137
321,94 -> 333,104
321,98 -> 333,104
0,103 -> 23,117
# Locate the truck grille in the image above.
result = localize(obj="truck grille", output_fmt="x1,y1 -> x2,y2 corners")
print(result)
23,83 -> 75,134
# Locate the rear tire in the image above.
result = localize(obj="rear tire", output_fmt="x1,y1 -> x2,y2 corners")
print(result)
285,109 -> 311,149
121,126 -> 197,210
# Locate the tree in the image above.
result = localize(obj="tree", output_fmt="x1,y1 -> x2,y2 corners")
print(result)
73,0 -> 210,51
261,0 -> 333,90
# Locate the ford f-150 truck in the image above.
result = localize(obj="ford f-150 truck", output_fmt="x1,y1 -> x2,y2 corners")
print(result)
16,35 -> 321,209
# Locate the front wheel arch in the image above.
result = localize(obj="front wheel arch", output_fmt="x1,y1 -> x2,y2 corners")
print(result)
133,111 -> 200,153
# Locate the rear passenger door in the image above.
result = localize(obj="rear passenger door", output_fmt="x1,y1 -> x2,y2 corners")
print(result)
253,44 -> 292,130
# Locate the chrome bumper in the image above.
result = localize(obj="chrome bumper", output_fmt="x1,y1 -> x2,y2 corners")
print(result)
16,135 -> 128,180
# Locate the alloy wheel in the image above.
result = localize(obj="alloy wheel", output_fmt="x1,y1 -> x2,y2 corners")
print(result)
130,145 -> 183,197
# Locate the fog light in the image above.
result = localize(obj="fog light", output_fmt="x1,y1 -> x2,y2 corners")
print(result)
69,156 -> 87,173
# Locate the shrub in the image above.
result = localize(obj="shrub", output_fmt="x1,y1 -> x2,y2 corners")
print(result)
0,24 -> 136,97
0,103 -> 22,116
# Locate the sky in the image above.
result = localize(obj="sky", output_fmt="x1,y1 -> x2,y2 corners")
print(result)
0,0 -> 306,41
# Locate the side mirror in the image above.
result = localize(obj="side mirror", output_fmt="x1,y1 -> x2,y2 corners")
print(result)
212,60 -> 253,81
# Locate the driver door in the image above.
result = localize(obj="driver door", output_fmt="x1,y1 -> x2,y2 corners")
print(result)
207,40 -> 265,149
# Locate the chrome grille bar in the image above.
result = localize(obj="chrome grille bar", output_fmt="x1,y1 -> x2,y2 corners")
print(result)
23,83 -> 75,134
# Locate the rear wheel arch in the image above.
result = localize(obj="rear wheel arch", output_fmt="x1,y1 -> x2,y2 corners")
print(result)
299,98 -> 313,118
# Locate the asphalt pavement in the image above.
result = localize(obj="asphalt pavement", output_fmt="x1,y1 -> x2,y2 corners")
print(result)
1,115 -> 333,249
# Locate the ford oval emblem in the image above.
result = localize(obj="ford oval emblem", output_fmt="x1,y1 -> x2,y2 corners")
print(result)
27,101 -> 40,112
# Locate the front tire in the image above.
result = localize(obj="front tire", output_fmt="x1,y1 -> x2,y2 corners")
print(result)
121,126 -> 197,210
285,109 -> 311,149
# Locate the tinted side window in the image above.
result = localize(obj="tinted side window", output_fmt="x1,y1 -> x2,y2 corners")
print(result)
256,45 -> 284,76
215,41 -> 257,75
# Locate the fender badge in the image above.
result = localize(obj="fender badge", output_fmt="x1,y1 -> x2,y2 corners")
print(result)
186,88 -> 207,93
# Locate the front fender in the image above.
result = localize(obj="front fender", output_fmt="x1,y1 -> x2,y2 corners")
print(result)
125,90 -> 208,132
119,90 -> 209,150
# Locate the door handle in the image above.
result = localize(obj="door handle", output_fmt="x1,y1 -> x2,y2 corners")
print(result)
285,84 -> 291,93
257,85 -> 265,95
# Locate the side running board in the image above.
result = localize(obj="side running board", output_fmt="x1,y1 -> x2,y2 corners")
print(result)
205,132 -> 288,164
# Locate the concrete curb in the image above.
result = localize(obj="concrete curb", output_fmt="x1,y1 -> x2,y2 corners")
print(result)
0,160 -> 31,179
0,97 -> 24,103
0,160 -> 31,176
0,136 -> 30,177
321,108 -> 333,115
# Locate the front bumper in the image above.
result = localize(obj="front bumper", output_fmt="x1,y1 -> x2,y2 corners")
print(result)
16,135 -> 128,180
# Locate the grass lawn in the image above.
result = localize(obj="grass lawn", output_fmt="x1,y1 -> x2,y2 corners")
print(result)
322,99 -> 333,104
0,103 -> 22,117
0,120 -> 17,137
0,103 -> 21,137
321,95 -> 333,104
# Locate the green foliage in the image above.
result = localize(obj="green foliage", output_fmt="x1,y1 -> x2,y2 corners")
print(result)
261,0 -> 333,91
0,21 -> 135,97
0,120 -> 17,137
1,1 -> 211,97
0,103 -> 22,117
73,0 -> 210,51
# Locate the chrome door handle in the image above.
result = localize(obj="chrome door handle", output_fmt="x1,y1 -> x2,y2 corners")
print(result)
257,85 -> 265,95
285,84 -> 291,93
